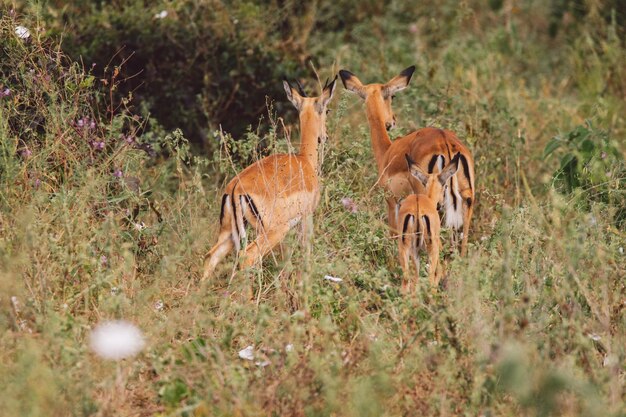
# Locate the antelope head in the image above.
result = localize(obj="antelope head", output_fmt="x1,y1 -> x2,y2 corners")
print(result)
339,66 -> 415,131
283,76 -> 337,146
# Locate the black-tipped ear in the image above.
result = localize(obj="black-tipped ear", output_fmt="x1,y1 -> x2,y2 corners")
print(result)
283,79 -> 293,100
321,75 -> 337,106
338,70 -> 355,88
295,79 -> 307,97
399,65 -> 416,82
384,65 -> 415,97
283,79 -> 303,111
407,154 -> 429,186
339,69 -> 366,99
438,152 -> 461,185
405,153 -> 416,168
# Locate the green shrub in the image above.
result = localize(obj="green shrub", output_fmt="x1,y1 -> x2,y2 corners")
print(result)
544,120 -> 625,226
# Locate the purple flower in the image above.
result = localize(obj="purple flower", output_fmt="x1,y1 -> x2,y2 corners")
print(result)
1,88 -> 10,97
409,23 -> 418,34
113,169 -> 123,178
21,148 -> 32,158
33,178 -> 41,188
341,197 -> 359,213
77,118 -> 85,128
100,255 -> 108,266
123,134 -> 135,145
92,141 -> 105,150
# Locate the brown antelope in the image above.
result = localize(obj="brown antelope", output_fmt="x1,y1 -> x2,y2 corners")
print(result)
339,66 -> 475,255
202,77 -> 337,279
397,153 -> 460,291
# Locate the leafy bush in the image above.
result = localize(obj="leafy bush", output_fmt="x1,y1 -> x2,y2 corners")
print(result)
544,120 -> 625,226
21,0 -> 311,144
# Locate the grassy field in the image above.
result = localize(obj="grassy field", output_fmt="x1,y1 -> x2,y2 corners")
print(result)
1,1 -> 625,416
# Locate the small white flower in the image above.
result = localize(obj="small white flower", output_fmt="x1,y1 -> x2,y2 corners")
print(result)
110,286 -> 120,295
154,300 -> 164,311
15,25 -> 30,39
285,343 -> 293,352
238,345 -> 254,361
324,275 -> 343,283
587,333 -> 601,341
619,247 -> 624,255
90,320 -> 145,360
154,10 -> 168,19
134,222 -> 146,231
255,360 -> 270,367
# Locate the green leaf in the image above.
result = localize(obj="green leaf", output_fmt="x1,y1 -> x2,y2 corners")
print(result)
543,137 -> 561,158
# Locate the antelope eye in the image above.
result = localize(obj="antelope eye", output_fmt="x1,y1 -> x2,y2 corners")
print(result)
326,109 -> 331,114
391,95 -> 396,100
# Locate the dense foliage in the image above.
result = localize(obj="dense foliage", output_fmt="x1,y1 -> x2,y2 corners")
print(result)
1,1 -> 624,416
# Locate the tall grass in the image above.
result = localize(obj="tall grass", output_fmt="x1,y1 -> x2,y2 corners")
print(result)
1,1 -> 624,416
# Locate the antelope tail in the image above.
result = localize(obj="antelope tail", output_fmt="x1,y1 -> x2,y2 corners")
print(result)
444,172 -> 464,230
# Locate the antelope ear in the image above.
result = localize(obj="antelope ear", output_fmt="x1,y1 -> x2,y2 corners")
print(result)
384,65 -> 415,97
438,153 -> 461,185
320,75 -> 337,107
339,69 -> 366,99
283,79 -> 303,111
406,154 -> 428,186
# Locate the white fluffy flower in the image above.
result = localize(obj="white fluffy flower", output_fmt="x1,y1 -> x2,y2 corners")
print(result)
154,10 -> 168,19
15,26 -> 30,39
90,320 -> 145,360
238,345 -> 254,361
323,275 -> 343,283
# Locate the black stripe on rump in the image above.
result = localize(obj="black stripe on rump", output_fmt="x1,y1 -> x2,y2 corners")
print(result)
231,189 -> 239,231
427,154 -> 443,173
244,194 -> 264,228
402,214 -> 414,244
219,194 -> 228,226
423,215 -> 431,242
460,154 -> 472,191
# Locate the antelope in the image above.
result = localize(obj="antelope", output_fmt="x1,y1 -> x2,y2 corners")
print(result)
397,153 -> 460,291
202,77 -> 337,279
339,66 -> 475,256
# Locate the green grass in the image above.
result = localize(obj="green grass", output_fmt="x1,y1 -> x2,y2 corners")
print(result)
1,1 -> 625,416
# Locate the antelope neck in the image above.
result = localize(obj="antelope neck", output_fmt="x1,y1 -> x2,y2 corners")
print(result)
364,97 -> 392,173
298,109 -> 321,168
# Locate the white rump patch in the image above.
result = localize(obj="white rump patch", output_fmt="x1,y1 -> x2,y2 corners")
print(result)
436,155 -> 444,173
